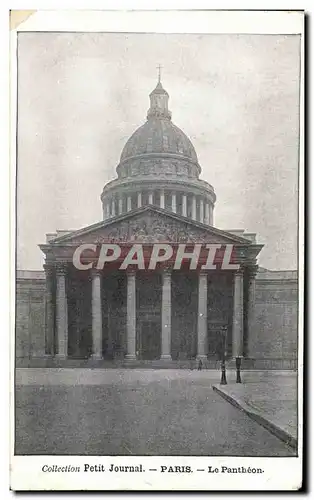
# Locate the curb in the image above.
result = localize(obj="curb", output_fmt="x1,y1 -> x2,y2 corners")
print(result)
212,385 -> 297,451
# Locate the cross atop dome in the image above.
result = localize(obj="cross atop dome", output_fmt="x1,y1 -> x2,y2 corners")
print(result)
147,66 -> 171,119
157,64 -> 162,82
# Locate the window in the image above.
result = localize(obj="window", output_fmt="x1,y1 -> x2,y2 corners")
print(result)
147,137 -> 153,153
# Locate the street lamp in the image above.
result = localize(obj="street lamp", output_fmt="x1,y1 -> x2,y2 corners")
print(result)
219,326 -> 228,385
236,357 -> 242,383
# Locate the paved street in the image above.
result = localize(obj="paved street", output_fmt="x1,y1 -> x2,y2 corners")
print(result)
15,369 -> 295,456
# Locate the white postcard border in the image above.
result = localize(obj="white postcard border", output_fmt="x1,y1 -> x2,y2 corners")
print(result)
10,8 -> 304,492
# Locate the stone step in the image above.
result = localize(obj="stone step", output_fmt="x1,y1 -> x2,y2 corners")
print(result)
17,357 -> 221,369
15,356 -> 297,370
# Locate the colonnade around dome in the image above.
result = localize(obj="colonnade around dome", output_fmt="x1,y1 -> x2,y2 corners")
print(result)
102,188 -> 214,225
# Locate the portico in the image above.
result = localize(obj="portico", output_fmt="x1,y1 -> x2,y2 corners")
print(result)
42,206 -> 262,364
45,266 -> 256,363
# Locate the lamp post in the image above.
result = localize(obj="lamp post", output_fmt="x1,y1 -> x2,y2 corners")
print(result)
236,357 -> 242,383
220,326 -> 228,385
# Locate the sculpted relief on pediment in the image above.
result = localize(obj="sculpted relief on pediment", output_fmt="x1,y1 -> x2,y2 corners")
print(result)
65,212 -> 236,245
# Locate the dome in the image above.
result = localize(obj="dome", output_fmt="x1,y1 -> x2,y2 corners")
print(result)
120,118 -> 198,163
101,75 -> 216,226
119,79 -> 198,167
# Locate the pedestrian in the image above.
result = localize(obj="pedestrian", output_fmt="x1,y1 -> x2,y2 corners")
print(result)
197,358 -> 203,371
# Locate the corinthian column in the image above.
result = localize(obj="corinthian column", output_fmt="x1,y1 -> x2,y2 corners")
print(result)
126,271 -> 136,359
232,268 -> 244,358
247,266 -> 258,358
44,264 -> 55,356
111,199 -> 116,217
209,204 -> 214,225
137,191 -> 142,208
55,264 -> 68,358
160,189 -> 165,209
192,195 -> 197,220
161,270 -> 172,359
171,193 -> 177,213
204,203 -> 210,225
118,197 -> 123,215
91,269 -> 102,359
197,272 -> 208,359
199,199 -> 204,223
127,195 -> 132,212
182,194 -> 187,217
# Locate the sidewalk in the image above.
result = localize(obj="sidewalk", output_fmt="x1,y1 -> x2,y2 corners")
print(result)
212,372 -> 298,450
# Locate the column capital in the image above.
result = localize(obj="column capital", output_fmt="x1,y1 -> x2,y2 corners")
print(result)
43,263 -> 55,276
56,263 -> 67,276
234,266 -> 245,277
127,269 -> 136,277
247,264 -> 259,279
162,267 -> 172,276
198,270 -> 208,277
90,267 -> 102,278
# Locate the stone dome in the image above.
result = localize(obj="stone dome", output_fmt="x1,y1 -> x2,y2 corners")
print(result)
120,118 -> 198,163
101,76 -> 216,226
118,79 -> 200,178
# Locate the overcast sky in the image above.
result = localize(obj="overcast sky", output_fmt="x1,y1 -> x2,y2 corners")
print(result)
17,32 -> 300,270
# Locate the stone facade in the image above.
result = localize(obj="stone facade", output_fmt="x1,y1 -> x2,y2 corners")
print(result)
16,271 -> 46,361
252,269 -> 298,370
15,78 -> 298,369
15,266 -> 298,369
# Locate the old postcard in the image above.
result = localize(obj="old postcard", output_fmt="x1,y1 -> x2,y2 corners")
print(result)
10,9 -> 304,491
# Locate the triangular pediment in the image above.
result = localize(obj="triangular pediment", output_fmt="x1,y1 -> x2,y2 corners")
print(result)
47,206 -> 252,246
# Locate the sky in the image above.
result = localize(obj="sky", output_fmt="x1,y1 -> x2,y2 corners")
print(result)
16,32 -> 300,270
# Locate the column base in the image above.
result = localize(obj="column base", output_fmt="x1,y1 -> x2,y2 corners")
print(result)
55,354 -> 67,360
125,354 -> 137,360
90,354 -> 103,361
196,355 -> 207,360
31,352 -> 48,358
232,355 -> 244,361
160,354 -> 172,360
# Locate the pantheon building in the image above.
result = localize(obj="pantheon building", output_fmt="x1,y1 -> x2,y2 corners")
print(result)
16,78 -> 298,369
